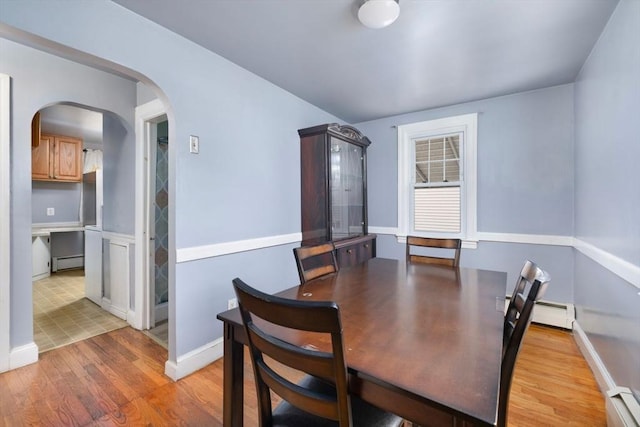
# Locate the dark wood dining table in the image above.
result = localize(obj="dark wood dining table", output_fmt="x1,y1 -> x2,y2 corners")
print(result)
217,257 -> 507,426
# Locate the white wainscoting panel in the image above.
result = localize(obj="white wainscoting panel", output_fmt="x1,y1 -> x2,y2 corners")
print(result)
108,241 -> 130,320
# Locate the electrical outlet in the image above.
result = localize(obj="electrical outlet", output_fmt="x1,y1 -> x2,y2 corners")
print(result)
189,135 -> 199,154
227,298 -> 238,310
46,207 -> 55,216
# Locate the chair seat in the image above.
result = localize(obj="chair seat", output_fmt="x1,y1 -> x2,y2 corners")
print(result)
272,376 -> 403,427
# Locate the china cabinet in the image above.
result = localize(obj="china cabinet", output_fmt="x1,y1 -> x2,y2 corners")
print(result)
298,123 -> 376,267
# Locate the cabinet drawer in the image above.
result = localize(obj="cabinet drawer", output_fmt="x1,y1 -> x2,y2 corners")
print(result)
335,235 -> 376,268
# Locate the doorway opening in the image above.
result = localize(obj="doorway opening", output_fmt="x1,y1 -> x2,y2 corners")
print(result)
133,99 -> 170,350
30,104 -> 128,353
143,118 -> 169,348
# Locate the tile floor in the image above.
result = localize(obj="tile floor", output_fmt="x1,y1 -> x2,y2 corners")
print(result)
33,269 -> 128,353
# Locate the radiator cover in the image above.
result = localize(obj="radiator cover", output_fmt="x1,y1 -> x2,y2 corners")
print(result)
505,298 -> 575,329
51,254 -> 84,272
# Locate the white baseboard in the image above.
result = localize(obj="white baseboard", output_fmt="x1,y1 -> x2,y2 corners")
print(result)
9,342 -> 38,370
606,387 -> 640,427
573,321 -> 616,394
127,309 -> 139,330
164,337 -> 223,381
101,297 -> 127,320
32,272 -> 50,281
572,322 -> 640,427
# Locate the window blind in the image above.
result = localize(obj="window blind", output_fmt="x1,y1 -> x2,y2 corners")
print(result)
414,186 -> 461,233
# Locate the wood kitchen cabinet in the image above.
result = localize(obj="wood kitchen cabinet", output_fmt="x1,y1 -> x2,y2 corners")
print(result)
31,112 -> 41,148
298,123 -> 376,268
32,133 -> 82,182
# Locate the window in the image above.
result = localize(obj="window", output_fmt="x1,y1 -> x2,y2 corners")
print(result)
397,113 -> 477,245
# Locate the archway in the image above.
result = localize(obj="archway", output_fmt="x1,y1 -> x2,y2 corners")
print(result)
30,103 -> 132,353
0,36 -> 174,372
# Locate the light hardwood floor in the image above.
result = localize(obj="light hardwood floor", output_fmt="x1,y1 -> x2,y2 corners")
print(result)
0,324 -> 605,426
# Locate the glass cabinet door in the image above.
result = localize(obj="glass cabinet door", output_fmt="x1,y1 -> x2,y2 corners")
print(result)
330,136 -> 364,240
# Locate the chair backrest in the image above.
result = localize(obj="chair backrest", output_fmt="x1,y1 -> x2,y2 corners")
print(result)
293,242 -> 338,283
498,260 -> 550,427
405,236 -> 461,267
232,278 -> 352,426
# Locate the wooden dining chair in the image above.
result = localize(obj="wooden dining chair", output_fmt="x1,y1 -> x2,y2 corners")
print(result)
498,260 -> 551,427
405,236 -> 462,267
232,278 -> 403,427
293,242 -> 338,283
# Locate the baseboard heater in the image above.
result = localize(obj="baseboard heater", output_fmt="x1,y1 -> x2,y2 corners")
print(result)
607,387 -> 640,427
51,254 -> 84,272
505,297 -> 575,330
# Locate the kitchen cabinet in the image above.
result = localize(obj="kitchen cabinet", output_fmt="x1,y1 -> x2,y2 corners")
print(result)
298,123 -> 376,267
31,111 -> 41,148
32,133 -> 82,182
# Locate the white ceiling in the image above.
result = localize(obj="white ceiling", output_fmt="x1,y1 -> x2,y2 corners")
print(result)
112,0 -> 618,123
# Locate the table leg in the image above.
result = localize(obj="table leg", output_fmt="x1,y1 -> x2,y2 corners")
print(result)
223,322 -> 244,427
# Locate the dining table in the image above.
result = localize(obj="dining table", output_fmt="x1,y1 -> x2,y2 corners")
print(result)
216,257 -> 508,426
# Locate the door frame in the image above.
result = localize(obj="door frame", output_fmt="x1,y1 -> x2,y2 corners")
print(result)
133,99 -> 167,331
0,74 -> 11,372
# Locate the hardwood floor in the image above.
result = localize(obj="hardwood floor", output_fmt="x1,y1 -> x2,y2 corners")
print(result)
0,324 -> 605,426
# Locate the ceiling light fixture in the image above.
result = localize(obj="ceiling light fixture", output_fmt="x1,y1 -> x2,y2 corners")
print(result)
358,0 -> 400,29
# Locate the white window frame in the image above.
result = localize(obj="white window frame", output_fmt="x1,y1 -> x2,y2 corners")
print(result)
397,113 -> 477,248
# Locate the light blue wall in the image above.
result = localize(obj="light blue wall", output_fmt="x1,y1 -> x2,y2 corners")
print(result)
356,85 -> 576,302
136,82 -> 157,106
32,180 -> 84,259
1,0 -> 339,359
0,37 -> 137,347
573,0 -> 640,397
574,0 -> 640,264
376,233 -> 575,302
178,243 -> 301,348
574,253 -> 639,392
357,84 -> 575,235
49,232 -> 84,259
4,1 -> 636,391
32,181 -> 81,223
102,112 -> 135,234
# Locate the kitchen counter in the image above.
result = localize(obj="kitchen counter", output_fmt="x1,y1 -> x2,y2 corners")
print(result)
32,223 -> 85,237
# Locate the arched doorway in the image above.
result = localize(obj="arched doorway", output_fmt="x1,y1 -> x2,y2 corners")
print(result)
0,37 -> 173,371
30,103 -> 131,353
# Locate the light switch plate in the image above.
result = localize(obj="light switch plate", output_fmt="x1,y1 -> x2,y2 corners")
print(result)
189,135 -> 199,154
46,207 -> 55,216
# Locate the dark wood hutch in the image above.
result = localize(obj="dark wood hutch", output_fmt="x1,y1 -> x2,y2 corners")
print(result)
298,123 -> 376,267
